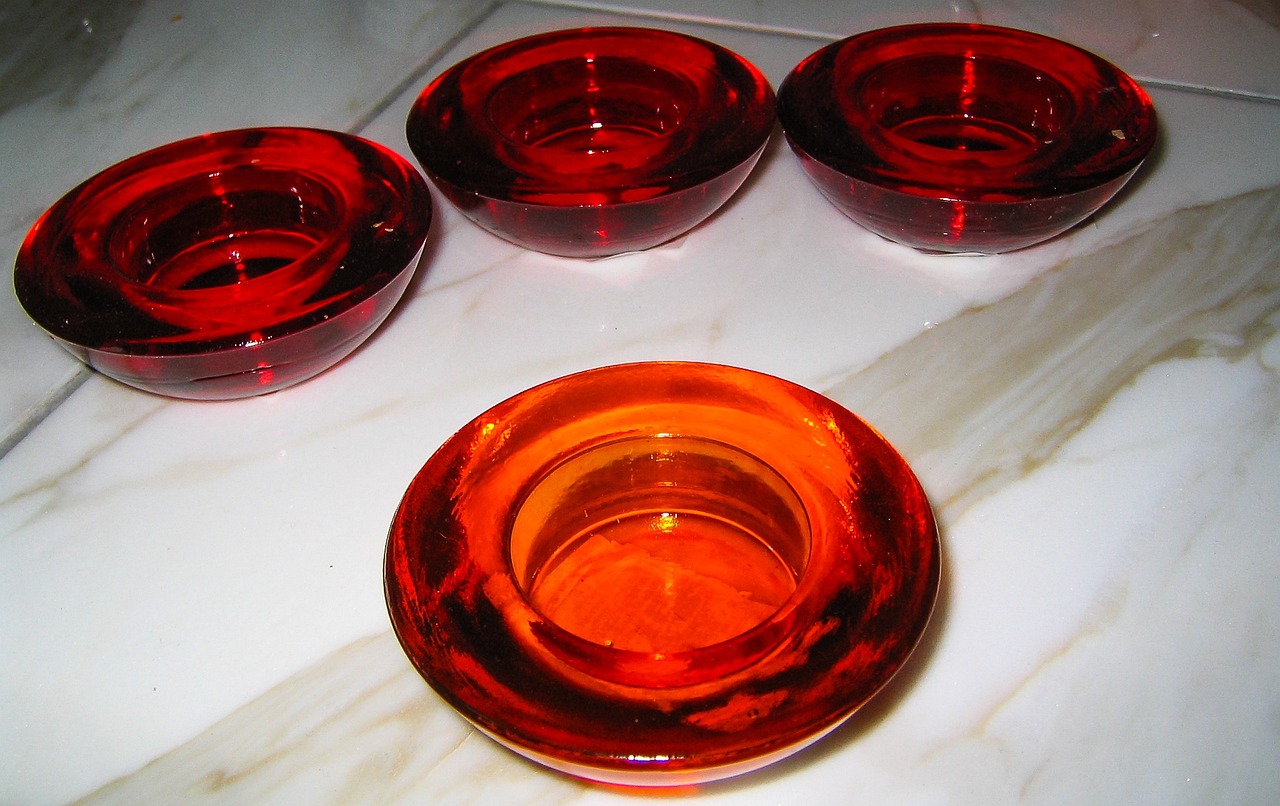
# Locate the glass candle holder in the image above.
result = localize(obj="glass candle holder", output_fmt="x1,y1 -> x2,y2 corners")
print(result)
405,27 -> 775,258
777,23 -> 1157,254
14,127 -> 432,399
385,362 -> 939,786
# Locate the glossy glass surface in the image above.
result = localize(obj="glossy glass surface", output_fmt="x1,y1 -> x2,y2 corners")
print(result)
406,27 -> 775,257
14,127 -> 432,399
385,362 -> 939,786
778,24 -> 1157,253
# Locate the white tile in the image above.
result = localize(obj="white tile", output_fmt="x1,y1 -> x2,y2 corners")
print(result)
518,0 -> 964,36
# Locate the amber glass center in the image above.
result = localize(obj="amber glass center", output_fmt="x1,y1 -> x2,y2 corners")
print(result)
108,167 -> 340,292
509,435 -> 810,654
857,54 -> 1074,158
486,57 -> 693,168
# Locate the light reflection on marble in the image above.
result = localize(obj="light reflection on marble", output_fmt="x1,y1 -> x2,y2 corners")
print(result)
2,1 -> 1279,804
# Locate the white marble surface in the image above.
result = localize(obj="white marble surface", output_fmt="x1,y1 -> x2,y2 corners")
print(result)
2,1 -> 1278,804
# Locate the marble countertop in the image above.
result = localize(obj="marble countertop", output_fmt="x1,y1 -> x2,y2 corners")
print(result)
3,1 -> 1278,803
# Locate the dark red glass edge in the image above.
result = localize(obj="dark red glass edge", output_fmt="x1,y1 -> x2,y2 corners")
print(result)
13,126 -> 433,357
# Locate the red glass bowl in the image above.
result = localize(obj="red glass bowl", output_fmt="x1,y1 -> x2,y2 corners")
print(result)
385,362 -> 939,786
14,127 -> 432,399
777,24 -> 1157,253
405,27 -> 775,258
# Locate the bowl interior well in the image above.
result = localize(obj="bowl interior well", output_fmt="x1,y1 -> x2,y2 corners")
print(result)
509,435 -> 811,654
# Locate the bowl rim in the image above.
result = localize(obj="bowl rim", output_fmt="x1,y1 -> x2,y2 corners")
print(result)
13,126 -> 432,357
405,26 -> 776,207
777,22 -> 1158,202
384,360 -> 940,784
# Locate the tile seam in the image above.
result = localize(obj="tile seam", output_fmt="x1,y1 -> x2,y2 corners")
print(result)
346,1 -> 506,136
1135,77 -> 1280,106
510,0 -> 834,39
0,365 -> 91,460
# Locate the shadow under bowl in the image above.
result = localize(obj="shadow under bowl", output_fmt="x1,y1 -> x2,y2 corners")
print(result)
777,23 -> 1157,254
385,361 -> 939,786
14,127 -> 432,399
406,27 -> 775,258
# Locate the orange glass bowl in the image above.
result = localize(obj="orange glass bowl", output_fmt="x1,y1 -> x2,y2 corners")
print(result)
405,27 -> 775,258
14,127 -> 432,399
385,362 -> 939,786
777,23 -> 1157,253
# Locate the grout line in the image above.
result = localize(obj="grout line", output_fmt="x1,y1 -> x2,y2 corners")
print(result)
0,365 -> 92,460
1135,77 -> 1280,106
511,0 -> 834,40
346,1 -> 505,135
